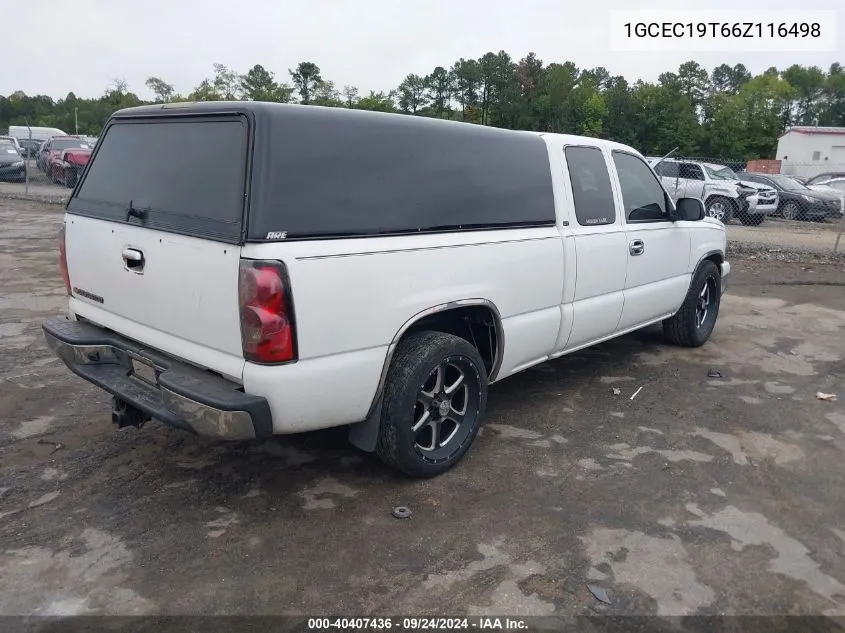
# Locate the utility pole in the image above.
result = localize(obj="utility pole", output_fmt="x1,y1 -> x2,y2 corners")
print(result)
74,108 -> 79,135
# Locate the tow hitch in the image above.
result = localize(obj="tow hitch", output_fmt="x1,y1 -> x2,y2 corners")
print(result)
112,397 -> 150,429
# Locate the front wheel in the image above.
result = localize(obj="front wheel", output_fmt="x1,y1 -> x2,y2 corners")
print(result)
663,260 -> 722,347
376,331 -> 488,477
705,196 -> 734,223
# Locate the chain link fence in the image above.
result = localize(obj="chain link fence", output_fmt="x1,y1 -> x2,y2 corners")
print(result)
1,139 -> 843,254
0,135 -> 94,205
647,155 -> 845,254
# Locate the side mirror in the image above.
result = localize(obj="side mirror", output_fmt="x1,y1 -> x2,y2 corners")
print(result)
674,197 -> 705,221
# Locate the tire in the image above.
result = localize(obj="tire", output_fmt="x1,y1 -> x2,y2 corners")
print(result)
705,196 -> 734,223
375,331 -> 488,478
663,260 -> 722,348
738,212 -> 765,226
781,201 -> 801,221
66,169 -> 77,188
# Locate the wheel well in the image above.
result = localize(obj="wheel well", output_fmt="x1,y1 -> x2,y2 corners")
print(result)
705,194 -> 737,210
403,305 -> 501,379
704,252 -> 723,266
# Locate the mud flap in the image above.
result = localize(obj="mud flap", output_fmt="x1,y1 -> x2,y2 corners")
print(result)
348,395 -> 383,453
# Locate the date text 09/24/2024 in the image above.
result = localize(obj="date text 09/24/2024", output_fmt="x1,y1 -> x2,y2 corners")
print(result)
307,617 -> 529,630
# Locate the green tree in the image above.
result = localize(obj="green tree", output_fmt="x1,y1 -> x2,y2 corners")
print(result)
189,79 -> 221,102
145,77 -> 175,103
342,85 -> 360,108
450,58 -> 481,121
397,73 -> 428,114
289,62 -> 322,104
212,64 -> 241,100
312,80 -> 343,107
240,64 -> 292,102
356,91 -> 397,113
782,64 -> 826,124
424,66 -> 453,118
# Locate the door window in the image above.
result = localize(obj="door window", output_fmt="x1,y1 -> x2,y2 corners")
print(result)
612,151 -> 671,223
564,146 -> 616,226
654,161 -> 679,178
678,163 -> 705,180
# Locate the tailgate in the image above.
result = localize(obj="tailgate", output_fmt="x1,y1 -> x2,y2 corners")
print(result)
63,114 -> 250,380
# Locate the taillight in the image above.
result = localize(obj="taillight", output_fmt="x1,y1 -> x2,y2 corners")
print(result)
238,259 -> 297,363
58,224 -> 71,295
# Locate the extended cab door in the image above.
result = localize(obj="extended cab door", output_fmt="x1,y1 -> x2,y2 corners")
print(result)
679,162 -> 706,201
556,145 -> 627,352
655,160 -> 683,202
610,151 -> 691,331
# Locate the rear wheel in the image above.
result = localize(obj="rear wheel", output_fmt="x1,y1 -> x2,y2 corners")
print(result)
376,331 -> 487,478
663,260 -> 721,348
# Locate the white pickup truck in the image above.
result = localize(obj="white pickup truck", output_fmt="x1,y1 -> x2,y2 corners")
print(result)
43,102 -> 730,477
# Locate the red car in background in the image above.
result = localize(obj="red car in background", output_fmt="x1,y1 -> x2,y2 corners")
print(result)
50,146 -> 93,188
42,136 -> 94,188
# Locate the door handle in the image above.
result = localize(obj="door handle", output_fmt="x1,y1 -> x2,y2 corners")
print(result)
122,247 -> 145,272
629,239 -> 645,256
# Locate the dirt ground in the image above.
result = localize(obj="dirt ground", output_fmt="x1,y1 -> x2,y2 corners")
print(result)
1,198 -> 845,622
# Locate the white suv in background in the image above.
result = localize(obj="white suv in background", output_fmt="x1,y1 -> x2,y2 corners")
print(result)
649,158 -> 774,226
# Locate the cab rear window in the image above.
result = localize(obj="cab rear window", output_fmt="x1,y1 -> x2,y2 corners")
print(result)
68,116 -> 248,243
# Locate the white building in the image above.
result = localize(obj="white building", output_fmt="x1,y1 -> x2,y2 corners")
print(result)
776,126 -> 845,178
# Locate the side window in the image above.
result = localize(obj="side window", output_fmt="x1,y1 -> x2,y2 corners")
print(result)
564,146 -> 616,226
679,163 -> 704,180
612,151 -> 670,223
656,161 -> 679,178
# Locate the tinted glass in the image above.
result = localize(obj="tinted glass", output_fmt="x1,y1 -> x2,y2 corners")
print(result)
70,117 -> 247,243
564,146 -> 616,226
655,161 -> 679,178
53,138 -> 89,150
612,152 -> 669,222
679,163 -> 704,180
766,175 -> 805,191
247,107 -> 555,239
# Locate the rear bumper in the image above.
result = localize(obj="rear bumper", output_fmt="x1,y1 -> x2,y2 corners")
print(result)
721,261 -> 731,296
42,317 -> 272,440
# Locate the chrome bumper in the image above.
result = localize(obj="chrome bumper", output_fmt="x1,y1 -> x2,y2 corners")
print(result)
42,317 -> 272,441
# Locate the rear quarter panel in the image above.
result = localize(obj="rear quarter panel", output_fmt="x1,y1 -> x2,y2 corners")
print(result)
241,228 -> 564,432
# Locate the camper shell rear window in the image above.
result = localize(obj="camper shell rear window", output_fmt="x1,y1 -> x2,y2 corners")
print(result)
68,115 -> 249,244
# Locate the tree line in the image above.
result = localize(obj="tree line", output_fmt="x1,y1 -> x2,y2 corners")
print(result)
2,54 -> 844,160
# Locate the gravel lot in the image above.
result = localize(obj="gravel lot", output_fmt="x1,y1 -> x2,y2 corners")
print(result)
1,199 -> 845,624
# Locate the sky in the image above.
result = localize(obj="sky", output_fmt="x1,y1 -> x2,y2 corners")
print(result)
4,0 -> 842,101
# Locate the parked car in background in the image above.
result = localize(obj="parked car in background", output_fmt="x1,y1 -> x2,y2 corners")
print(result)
704,163 -> 779,223
0,136 -> 23,155
805,172 -> 845,187
39,136 -> 93,174
49,146 -> 93,188
648,158 -> 767,225
0,138 -> 26,182
740,173 -> 844,221
18,138 -> 43,158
